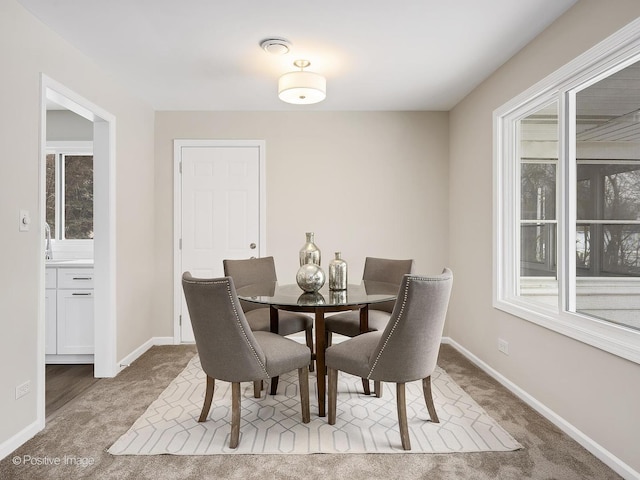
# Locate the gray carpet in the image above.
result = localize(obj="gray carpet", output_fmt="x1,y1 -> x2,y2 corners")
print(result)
0,344 -> 621,479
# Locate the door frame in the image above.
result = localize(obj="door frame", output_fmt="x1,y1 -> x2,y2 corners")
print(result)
172,139 -> 266,343
38,74 -> 117,427
40,75 -> 117,378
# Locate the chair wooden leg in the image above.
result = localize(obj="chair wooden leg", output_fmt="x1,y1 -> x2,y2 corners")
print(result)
422,376 -> 439,423
361,378 -> 371,395
270,376 -> 279,395
230,382 -> 241,448
306,327 -> 315,372
328,368 -> 338,425
374,380 -> 382,398
253,380 -> 262,398
396,382 -> 411,450
325,330 -> 332,347
198,375 -> 215,422
297,367 -> 311,423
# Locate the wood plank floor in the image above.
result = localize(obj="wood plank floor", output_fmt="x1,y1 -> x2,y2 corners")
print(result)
45,364 -> 99,418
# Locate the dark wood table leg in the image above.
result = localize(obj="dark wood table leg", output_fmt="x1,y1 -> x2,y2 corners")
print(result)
359,305 -> 371,395
359,304 -> 369,332
314,308 -> 326,417
270,306 -> 279,395
270,305 -> 279,333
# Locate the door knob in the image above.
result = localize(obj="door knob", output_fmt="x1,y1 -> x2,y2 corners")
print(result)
250,243 -> 256,249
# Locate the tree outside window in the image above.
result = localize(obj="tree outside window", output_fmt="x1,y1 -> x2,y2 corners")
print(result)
46,153 -> 93,240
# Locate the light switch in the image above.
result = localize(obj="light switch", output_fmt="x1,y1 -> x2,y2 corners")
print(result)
19,209 -> 31,232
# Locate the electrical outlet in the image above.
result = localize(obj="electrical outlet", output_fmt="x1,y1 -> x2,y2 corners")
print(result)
498,339 -> 509,355
15,381 -> 31,399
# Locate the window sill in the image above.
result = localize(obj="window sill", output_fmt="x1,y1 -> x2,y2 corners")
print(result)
494,297 -> 640,365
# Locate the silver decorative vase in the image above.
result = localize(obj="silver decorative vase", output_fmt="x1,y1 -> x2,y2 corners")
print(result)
296,263 -> 326,293
329,252 -> 347,291
299,232 -> 321,266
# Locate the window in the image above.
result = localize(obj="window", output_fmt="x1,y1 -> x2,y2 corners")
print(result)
495,20 -> 640,364
45,144 -> 94,241
518,103 -> 560,309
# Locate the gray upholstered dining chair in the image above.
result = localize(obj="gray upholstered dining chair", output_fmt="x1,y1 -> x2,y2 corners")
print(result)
325,257 -> 415,341
182,272 -> 311,449
325,257 -> 414,394
223,256 -> 315,377
326,269 -> 453,451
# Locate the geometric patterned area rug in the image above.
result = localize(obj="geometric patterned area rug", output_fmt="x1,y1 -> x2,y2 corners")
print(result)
108,355 -> 522,455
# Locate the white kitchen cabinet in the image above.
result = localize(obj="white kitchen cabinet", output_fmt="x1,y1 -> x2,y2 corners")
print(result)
45,268 -> 57,355
56,289 -> 94,354
45,265 -> 94,363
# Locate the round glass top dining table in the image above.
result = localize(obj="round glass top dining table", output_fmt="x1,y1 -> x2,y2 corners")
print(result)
236,280 -> 398,308
236,281 -> 398,417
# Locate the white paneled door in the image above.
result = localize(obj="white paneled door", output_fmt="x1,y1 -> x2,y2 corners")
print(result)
176,141 -> 264,342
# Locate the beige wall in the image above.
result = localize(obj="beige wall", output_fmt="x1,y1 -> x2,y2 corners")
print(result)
0,0 -> 156,447
154,111 -> 450,335
448,0 -> 640,473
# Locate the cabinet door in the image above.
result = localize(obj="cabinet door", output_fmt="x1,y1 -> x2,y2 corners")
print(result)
45,289 -> 57,354
56,290 -> 94,355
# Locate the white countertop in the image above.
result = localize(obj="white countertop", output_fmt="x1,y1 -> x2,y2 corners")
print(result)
46,259 -> 94,267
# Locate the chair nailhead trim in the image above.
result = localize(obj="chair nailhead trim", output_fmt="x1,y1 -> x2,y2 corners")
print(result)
367,274 -> 448,378
223,280 -> 270,378
367,278 -> 411,378
184,277 -> 269,378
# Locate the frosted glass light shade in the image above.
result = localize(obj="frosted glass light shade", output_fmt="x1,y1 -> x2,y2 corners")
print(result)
278,71 -> 326,104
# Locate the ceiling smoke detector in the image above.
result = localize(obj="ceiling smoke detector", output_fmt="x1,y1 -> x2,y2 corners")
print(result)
260,38 -> 291,55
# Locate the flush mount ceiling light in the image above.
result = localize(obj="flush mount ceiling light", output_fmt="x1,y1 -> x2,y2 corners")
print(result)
278,59 -> 326,105
260,38 -> 291,55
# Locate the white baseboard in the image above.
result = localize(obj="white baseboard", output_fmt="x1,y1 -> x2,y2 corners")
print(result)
116,336 -> 176,372
45,354 -> 93,364
442,337 -> 639,480
0,420 -> 43,462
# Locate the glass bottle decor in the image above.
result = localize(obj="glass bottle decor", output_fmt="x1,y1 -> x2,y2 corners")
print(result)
299,232 -> 321,266
328,252 -> 347,291
296,263 -> 326,293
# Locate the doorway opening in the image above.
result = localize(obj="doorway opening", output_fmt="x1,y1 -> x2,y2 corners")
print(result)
39,75 -> 117,425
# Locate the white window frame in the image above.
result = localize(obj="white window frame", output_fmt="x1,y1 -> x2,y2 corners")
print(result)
46,141 -> 94,259
494,18 -> 640,365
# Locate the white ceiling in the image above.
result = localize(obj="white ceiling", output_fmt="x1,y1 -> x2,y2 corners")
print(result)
19,0 -> 578,111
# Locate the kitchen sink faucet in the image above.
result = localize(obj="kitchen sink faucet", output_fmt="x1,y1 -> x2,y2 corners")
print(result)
45,222 -> 53,260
